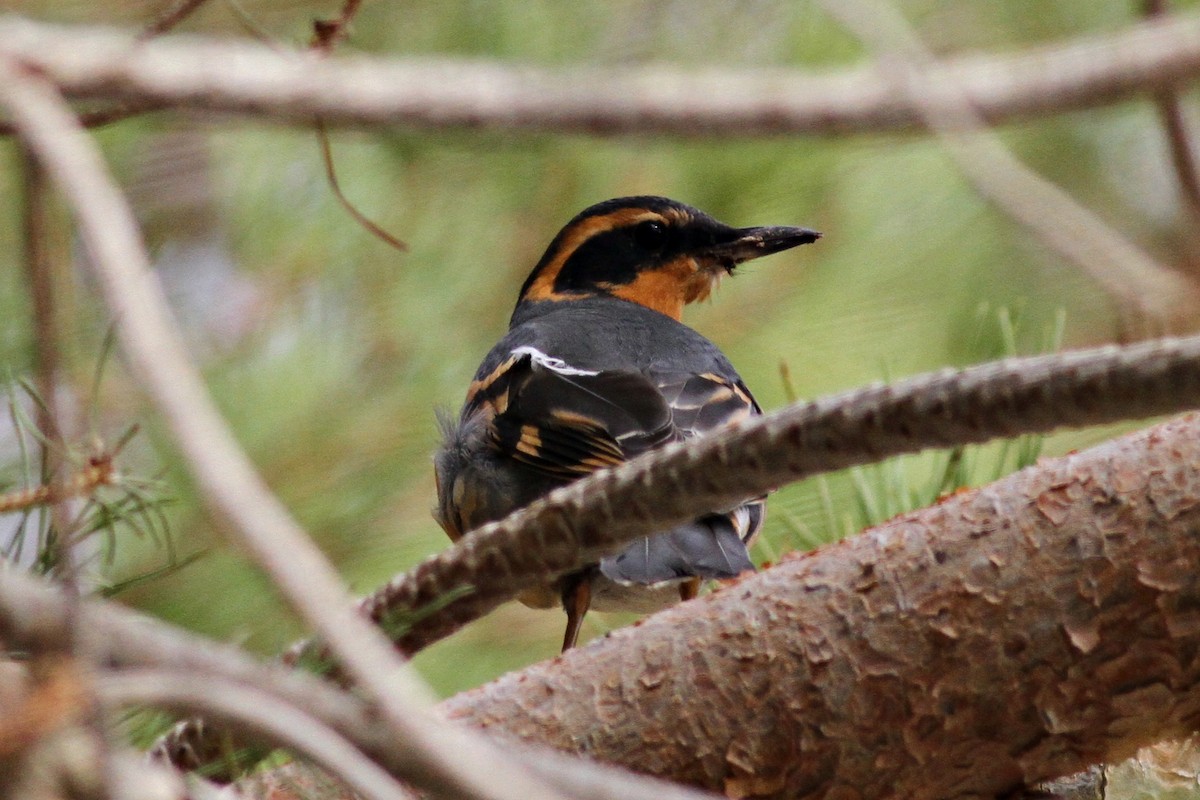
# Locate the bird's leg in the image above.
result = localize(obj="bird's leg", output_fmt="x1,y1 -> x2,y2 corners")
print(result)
679,577 -> 702,602
560,573 -> 592,652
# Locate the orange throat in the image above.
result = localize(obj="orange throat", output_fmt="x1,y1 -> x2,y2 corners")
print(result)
608,261 -> 719,320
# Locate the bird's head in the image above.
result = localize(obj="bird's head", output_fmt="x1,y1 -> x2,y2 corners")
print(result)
516,196 -> 820,320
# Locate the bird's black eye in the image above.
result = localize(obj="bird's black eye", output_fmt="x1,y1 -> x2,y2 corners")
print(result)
634,220 -> 668,252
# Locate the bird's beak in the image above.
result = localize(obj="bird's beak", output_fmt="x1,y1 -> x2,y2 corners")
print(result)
720,226 -> 821,263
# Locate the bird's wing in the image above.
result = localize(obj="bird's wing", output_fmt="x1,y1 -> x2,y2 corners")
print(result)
465,348 -> 764,586
595,367 -> 764,585
650,369 -> 762,436
469,347 -> 675,480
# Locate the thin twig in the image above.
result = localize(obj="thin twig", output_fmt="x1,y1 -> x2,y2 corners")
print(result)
44,100 -> 170,132
306,3 -> 409,252
0,456 -> 116,514
137,0 -> 215,41
1144,0 -> 1200,229
314,125 -> 408,251
311,0 -> 364,53
1,14 -> 1200,136
1154,89 -> 1200,221
19,137 -> 118,800
817,0 -> 1200,334
20,147 -> 61,453
0,61 -> 561,800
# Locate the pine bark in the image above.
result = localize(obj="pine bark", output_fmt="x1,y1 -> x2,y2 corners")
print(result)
440,413 -> 1200,799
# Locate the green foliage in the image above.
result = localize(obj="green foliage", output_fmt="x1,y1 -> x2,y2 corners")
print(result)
0,377 -> 192,594
757,303 -> 1064,560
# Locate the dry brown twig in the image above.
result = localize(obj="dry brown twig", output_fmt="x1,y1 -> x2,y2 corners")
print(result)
0,60 -> 562,800
0,455 -> 116,515
137,0 -> 215,41
1,14 -> 1199,136
18,123 -> 125,800
306,0 -> 409,253
1144,0 -> 1200,235
20,148 -> 61,451
310,0 -> 364,53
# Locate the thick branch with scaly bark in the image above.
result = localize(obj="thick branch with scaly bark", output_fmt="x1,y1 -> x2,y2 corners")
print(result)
334,336 -> 1200,657
1,14 -> 1200,136
440,412 -> 1200,799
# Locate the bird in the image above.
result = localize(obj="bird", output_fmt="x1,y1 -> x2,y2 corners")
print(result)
433,196 -> 820,651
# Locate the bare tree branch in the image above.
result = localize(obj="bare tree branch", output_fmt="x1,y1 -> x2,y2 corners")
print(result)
295,335 -> 1200,660
440,412 -> 1200,799
0,566 -> 431,783
819,0 -> 1200,333
14,99 -> 171,133
1,14 -> 1199,136
19,128 -> 125,800
20,146 -> 62,453
8,1 -> 217,131
0,59 -> 561,800
1153,83 -> 1200,222
1144,0 -> 1200,234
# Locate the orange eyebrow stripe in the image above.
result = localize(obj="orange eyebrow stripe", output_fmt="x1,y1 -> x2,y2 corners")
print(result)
522,207 -> 681,303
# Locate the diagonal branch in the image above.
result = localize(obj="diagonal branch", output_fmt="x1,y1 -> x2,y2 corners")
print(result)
818,0 -> 1200,332
0,14 -> 1198,136
1144,0 -> 1200,231
0,59 -> 559,800
322,335 -> 1200,659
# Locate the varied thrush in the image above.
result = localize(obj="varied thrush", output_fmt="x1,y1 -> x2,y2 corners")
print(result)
434,196 -> 819,651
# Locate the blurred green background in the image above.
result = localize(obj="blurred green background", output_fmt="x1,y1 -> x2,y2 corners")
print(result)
2,0 -> 1198,697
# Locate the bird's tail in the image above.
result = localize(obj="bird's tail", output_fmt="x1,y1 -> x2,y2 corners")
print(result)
598,504 -> 761,586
